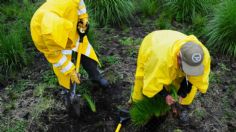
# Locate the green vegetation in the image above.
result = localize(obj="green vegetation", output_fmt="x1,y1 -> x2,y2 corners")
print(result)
0,118 -> 27,132
119,37 -> 142,46
42,70 -> 58,87
101,55 -> 120,65
155,11 -> 173,29
76,82 -> 96,112
130,85 -> 178,126
218,63 -> 230,72
130,95 -> 170,126
163,0 -> 210,23
83,93 -> 96,112
191,14 -> 207,37
192,107 -> 207,120
207,0 -> 236,56
87,0 -> 134,26
31,97 -> 55,120
0,23 -> 29,77
134,0 -> 159,17
33,83 -> 48,97
0,0 -> 39,78
209,72 -> 219,84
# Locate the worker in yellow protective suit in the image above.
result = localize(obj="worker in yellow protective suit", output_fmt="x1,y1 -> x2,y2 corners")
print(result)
131,30 -> 211,106
30,0 -> 108,91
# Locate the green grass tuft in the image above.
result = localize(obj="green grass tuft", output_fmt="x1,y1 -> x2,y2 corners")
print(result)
87,0 -> 134,27
76,82 -> 97,113
0,22 -> 28,76
163,0 -> 211,23
0,0 -> 40,78
155,11 -> 173,29
130,85 -> 178,126
134,0 -> 159,17
83,93 -> 96,112
130,95 -> 171,126
206,0 -> 236,57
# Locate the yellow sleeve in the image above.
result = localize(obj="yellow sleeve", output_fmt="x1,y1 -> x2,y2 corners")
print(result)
180,85 -> 198,105
189,50 -> 211,93
132,43 -> 145,102
78,0 -> 88,19
181,49 -> 211,105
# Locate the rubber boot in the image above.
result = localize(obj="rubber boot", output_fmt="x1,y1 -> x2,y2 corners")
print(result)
81,55 -> 109,88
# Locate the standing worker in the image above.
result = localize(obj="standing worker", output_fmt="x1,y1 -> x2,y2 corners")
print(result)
130,30 -> 211,121
30,0 -> 108,95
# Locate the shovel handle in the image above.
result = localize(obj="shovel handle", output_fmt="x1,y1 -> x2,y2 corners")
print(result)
72,83 -> 77,94
115,123 -> 122,132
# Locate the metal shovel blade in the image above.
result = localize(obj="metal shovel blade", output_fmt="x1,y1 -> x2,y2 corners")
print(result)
118,108 -> 130,122
71,94 -> 81,117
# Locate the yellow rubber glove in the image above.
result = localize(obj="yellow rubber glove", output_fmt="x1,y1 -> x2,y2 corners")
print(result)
70,70 -> 80,84
78,18 -> 88,33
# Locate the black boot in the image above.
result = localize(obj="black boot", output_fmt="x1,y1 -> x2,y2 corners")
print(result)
81,55 -> 109,88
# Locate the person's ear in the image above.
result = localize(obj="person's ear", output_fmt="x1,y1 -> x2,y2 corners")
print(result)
177,52 -> 183,70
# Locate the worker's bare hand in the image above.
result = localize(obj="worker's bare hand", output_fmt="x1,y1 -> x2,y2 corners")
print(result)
178,96 -> 183,103
165,95 -> 175,106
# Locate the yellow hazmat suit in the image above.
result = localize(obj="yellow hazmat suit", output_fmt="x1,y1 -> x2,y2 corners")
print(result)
30,0 -> 99,89
132,30 -> 211,105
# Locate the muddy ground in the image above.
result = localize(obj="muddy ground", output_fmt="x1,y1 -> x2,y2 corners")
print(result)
1,21 -> 236,132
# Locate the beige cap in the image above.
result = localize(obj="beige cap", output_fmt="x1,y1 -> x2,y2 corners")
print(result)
180,42 -> 204,76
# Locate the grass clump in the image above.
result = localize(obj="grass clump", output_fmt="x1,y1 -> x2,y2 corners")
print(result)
130,85 -> 178,126
134,0 -> 159,17
42,70 -> 58,87
76,82 -> 96,112
130,95 -> 170,126
0,0 -> 40,79
163,0 -> 211,23
87,0 -> 134,27
101,55 -> 119,66
155,11 -> 173,29
206,0 -> 236,57
119,37 -> 142,46
83,93 -> 96,112
0,23 -> 29,77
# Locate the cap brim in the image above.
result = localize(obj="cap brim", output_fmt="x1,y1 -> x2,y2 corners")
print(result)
181,61 -> 204,76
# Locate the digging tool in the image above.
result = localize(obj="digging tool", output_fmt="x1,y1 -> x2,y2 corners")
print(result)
115,108 -> 130,132
69,26 -> 88,117
70,83 -> 82,116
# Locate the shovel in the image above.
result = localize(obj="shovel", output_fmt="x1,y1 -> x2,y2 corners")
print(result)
68,26 -> 88,117
69,82 -> 82,116
115,108 -> 130,132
